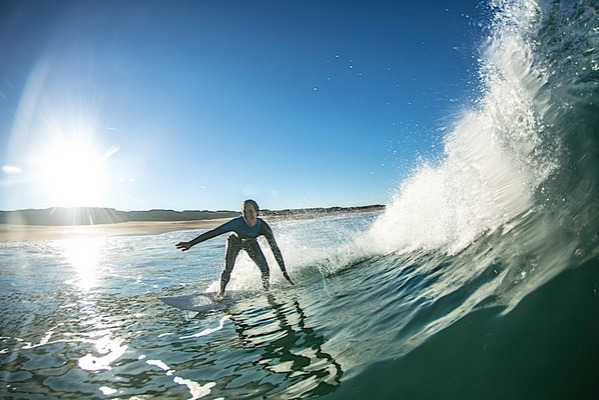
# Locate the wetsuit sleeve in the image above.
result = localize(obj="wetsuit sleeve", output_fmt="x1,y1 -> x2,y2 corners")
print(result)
260,221 -> 286,272
188,219 -> 235,247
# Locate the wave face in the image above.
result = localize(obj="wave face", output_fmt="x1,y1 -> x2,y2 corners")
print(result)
366,0 -> 599,307
315,0 -> 599,394
318,0 -> 599,396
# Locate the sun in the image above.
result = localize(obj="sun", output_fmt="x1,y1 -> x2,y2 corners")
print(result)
39,138 -> 112,207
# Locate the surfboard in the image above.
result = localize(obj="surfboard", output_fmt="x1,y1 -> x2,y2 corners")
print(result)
159,291 -> 254,312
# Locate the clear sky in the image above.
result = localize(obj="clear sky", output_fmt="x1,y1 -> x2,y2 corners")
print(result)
0,0 -> 485,212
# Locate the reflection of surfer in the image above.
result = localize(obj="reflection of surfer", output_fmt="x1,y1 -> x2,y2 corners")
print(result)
224,293 -> 343,397
176,199 -> 294,300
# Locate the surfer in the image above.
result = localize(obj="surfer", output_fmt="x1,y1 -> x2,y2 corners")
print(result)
176,199 -> 294,300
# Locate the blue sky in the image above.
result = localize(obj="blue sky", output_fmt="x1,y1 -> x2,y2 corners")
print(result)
0,0 -> 485,212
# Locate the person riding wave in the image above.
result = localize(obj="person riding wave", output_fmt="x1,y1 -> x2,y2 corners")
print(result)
176,199 -> 294,300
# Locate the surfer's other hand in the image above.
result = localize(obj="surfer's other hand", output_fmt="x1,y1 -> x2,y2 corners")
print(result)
176,242 -> 191,251
283,271 -> 294,285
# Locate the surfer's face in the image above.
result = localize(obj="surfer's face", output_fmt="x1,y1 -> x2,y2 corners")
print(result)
243,204 -> 258,227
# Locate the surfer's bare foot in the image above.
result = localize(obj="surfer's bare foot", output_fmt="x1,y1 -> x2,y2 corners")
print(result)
216,293 -> 225,302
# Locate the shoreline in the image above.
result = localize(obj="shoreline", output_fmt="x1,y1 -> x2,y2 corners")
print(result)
0,207 -> 384,242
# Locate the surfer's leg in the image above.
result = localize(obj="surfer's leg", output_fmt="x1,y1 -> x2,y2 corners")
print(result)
221,234 -> 242,296
246,241 -> 270,290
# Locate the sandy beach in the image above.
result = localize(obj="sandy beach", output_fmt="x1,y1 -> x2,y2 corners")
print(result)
0,206 -> 385,242
0,219 -> 230,242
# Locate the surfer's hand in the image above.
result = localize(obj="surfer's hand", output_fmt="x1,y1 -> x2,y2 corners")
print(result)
283,271 -> 294,285
176,242 -> 192,251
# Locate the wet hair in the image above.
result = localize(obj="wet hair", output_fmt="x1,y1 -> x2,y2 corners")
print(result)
243,199 -> 259,212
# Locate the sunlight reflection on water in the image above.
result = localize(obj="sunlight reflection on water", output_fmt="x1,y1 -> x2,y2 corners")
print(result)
58,237 -> 104,290
146,358 -> 218,399
78,335 -> 127,371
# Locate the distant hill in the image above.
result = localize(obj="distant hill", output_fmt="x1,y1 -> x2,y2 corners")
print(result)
0,205 -> 384,226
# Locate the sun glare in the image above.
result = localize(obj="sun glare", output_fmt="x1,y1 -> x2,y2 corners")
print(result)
40,138 -> 111,207
61,237 -> 104,291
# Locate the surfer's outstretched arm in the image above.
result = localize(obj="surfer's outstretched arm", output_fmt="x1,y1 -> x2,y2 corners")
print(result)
176,227 -> 224,251
262,222 -> 294,285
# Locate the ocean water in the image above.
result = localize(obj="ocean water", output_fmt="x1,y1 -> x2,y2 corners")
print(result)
2,0 -> 599,398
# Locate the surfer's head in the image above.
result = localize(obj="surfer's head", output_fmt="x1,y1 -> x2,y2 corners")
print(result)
242,199 -> 259,227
